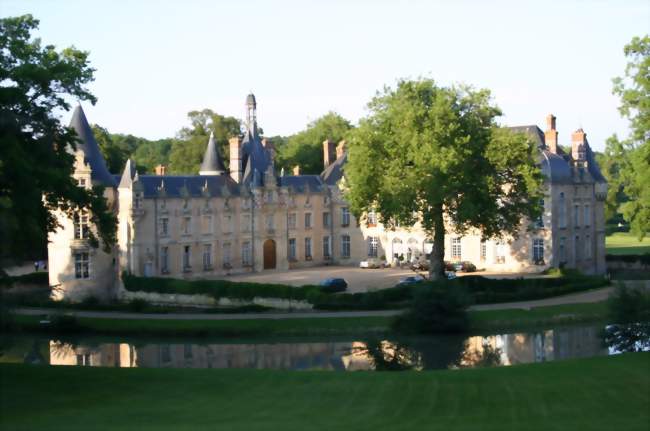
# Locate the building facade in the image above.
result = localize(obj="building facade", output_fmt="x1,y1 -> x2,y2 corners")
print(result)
48,95 -> 607,302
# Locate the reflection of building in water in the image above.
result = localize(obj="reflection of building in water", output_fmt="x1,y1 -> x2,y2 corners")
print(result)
460,326 -> 607,368
49,341 -> 136,367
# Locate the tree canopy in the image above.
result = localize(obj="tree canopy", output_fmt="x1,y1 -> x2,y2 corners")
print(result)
345,79 -> 542,279
168,109 -> 241,174
0,15 -> 116,261
276,112 -> 353,174
604,35 -> 649,239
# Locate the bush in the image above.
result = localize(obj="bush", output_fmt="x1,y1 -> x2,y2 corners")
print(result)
392,285 -> 471,334
606,254 -> 650,265
0,271 -> 48,289
128,298 -> 149,312
50,314 -> 81,332
607,284 -> 650,324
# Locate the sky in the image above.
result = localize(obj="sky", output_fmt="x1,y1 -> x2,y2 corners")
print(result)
2,0 -> 649,150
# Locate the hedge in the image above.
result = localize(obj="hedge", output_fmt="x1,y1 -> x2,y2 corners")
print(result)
0,272 -> 48,288
606,254 -> 650,265
122,272 -> 609,311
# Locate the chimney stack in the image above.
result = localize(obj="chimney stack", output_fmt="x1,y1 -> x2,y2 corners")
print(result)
544,114 -> 558,154
571,129 -> 587,161
336,140 -> 346,159
229,136 -> 242,183
293,165 -> 301,175
323,139 -> 335,168
154,164 -> 166,176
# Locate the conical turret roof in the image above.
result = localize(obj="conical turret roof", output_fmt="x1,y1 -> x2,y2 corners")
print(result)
69,105 -> 116,187
199,132 -> 226,175
118,158 -> 137,188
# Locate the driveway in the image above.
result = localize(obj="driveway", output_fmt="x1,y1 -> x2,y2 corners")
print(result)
221,265 -> 418,293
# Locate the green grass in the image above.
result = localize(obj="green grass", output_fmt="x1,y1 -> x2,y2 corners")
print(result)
1,353 -> 648,431
606,232 -> 650,255
7,301 -> 611,337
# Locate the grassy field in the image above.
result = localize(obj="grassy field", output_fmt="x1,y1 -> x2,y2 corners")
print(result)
606,232 -> 650,255
8,301 -> 610,337
0,353 -> 648,431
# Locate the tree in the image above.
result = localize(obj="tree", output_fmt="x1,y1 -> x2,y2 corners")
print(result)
276,112 -> 352,174
169,109 -> 241,174
344,79 -> 542,279
610,35 -> 649,239
92,124 -> 129,173
0,15 -> 116,262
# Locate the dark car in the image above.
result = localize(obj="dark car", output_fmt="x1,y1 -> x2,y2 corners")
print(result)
396,275 -> 425,287
319,278 -> 348,293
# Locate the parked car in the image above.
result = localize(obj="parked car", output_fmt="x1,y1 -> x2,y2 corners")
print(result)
359,258 -> 387,269
410,260 -> 430,271
396,275 -> 425,287
319,278 -> 348,293
453,261 -> 477,273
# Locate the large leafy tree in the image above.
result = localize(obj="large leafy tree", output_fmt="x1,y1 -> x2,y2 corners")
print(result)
345,79 -> 542,279
276,112 -> 352,174
609,35 -> 649,239
0,15 -> 116,262
169,109 -> 241,174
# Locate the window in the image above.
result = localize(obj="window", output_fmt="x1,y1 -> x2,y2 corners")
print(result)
160,247 -> 169,273
242,241 -> 252,266
559,237 -> 566,263
222,243 -> 231,266
76,354 -> 91,366
160,218 -> 169,236
575,235 -> 580,261
559,192 -> 567,228
495,242 -> 506,264
368,236 -> 379,257
480,239 -> 487,261
536,199 -> 544,228
585,235 -> 592,259
584,205 -> 591,227
367,210 -> 377,227
532,238 -> 544,263
134,192 -> 143,209
323,212 -> 331,228
323,236 -> 331,259
451,237 -> 462,261
305,213 -> 312,229
341,207 -> 350,226
288,213 -> 296,229
203,244 -> 212,270
182,217 -> 191,235
305,237 -> 312,259
223,214 -> 232,233
266,215 -> 274,232
77,178 -> 86,188
73,212 -> 90,240
182,246 -> 191,271
202,215 -> 213,234
574,204 -> 580,227
242,214 -> 251,232
341,235 -> 351,258
288,238 -> 296,260
74,252 -> 89,279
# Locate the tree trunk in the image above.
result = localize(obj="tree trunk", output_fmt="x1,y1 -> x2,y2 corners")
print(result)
429,206 -> 445,281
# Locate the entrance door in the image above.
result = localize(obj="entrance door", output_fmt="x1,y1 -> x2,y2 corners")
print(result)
263,239 -> 276,269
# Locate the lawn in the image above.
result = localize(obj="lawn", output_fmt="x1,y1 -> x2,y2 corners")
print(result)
0,353 -> 648,431
9,301 -> 610,337
606,232 -> 650,255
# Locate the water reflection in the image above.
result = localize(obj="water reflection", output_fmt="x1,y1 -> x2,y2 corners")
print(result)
2,323 -> 647,371
604,323 -> 650,353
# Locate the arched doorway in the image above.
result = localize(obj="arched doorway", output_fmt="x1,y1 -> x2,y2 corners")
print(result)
263,239 -> 276,269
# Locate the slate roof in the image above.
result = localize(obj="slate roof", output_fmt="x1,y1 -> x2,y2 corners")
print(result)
118,159 -> 137,188
320,152 -> 347,185
240,125 -> 271,186
279,175 -> 325,193
69,105 -> 116,187
199,132 -> 226,174
115,175 -> 240,198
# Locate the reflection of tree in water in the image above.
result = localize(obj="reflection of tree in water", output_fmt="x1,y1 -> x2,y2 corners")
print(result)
603,323 -> 650,353
353,339 -> 423,371
459,342 -> 502,368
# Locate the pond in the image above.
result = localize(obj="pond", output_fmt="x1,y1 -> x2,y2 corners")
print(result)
1,323 -> 648,371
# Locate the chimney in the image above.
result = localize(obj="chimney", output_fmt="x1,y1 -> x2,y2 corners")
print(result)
336,140 -> 346,159
293,165 -> 301,175
229,136 -> 242,183
154,164 -> 166,176
571,129 -> 587,161
544,114 -> 558,154
323,139 -> 335,168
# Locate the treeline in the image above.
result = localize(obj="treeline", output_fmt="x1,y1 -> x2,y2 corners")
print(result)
93,110 -> 355,176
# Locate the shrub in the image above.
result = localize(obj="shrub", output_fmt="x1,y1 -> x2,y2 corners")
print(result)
392,285 -> 471,334
607,284 -> 650,324
50,314 -> 81,332
128,298 -> 149,312
0,271 -> 48,289
606,254 -> 650,265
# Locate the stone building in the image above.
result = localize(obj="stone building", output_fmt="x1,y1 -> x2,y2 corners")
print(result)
48,95 -> 607,302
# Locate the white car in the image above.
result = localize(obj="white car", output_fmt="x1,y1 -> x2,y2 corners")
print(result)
359,258 -> 387,269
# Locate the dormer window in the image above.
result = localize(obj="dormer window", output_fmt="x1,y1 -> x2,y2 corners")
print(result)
134,193 -> 143,209
77,178 -> 86,188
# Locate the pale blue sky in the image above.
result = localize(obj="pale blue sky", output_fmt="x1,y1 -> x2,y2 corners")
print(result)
3,0 -> 649,150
